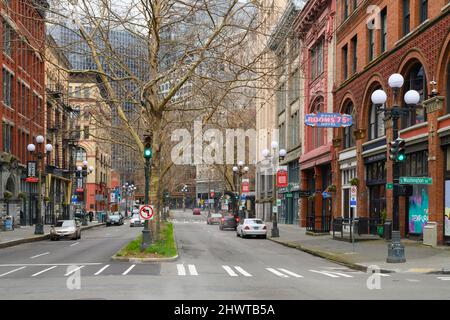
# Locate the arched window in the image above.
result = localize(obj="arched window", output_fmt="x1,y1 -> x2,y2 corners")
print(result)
368,87 -> 385,140
402,63 -> 427,128
446,61 -> 450,114
343,102 -> 356,149
310,97 -> 324,149
75,147 -> 87,161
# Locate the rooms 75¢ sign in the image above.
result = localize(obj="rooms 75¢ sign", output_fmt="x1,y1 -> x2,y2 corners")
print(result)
139,205 -> 155,220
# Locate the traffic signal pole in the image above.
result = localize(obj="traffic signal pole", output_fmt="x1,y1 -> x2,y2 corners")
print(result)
141,134 -> 153,251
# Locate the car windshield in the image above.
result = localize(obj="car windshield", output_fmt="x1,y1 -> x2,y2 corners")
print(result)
211,214 -> 222,218
225,216 -> 235,220
55,221 -> 74,227
246,219 -> 263,224
110,214 -> 120,218
132,214 -> 140,219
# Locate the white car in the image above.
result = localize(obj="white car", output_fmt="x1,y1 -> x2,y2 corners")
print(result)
130,214 -> 144,227
236,219 -> 267,239
50,220 -> 81,240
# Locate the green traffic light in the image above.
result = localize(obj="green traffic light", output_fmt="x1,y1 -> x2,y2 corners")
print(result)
144,148 -> 152,158
397,153 -> 405,161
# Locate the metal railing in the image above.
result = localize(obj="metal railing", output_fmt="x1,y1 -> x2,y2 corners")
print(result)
332,217 -> 381,241
306,214 -> 331,233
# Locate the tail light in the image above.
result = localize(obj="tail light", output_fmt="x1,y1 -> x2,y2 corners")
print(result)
244,226 -> 250,230
235,217 -> 240,223
263,226 -> 267,230
221,218 -> 224,223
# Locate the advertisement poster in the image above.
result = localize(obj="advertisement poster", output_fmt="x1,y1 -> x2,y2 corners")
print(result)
408,185 -> 429,234
445,181 -> 450,237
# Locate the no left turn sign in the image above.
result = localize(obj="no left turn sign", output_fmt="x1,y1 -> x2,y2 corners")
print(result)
139,205 -> 155,220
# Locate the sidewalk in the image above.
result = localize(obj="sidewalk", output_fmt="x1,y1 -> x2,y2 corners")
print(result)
0,220 -> 105,249
266,222 -> 450,274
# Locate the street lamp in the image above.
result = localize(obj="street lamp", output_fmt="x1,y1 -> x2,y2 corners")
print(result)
262,141 -> 286,238
27,135 -> 52,235
76,161 -> 93,226
181,184 -> 188,212
371,73 -> 421,263
122,183 -> 135,218
233,161 -> 249,219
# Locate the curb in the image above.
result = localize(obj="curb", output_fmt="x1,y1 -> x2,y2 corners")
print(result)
0,223 -> 106,249
267,237 -> 395,274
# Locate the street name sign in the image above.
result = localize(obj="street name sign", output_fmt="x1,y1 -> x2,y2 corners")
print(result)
139,205 -> 155,220
399,177 -> 432,185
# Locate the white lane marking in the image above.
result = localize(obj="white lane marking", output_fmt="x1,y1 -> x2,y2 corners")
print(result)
437,277 -> 450,281
177,264 -> 186,276
309,270 -> 340,278
0,266 -> 26,277
329,271 -> 353,278
94,265 -> 110,276
406,279 -> 420,282
64,266 -> 84,276
0,263 -> 101,267
30,252 -> 50,259
222,265 -> 238,277
122,264 -> 136,275
234,266 -> 252,277
266,268 -> 289,278
188,264 -> 198,276
278,268 -> 303,278
70,242 -> 79,247
31,266 -> 57,277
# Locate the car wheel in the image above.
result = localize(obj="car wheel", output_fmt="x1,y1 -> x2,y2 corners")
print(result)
236,231 -> 240,237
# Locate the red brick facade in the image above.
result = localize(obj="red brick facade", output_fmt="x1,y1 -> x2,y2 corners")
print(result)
332,0 -> 450,243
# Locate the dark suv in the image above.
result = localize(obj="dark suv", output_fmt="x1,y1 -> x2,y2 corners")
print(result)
219,215 -> 239,231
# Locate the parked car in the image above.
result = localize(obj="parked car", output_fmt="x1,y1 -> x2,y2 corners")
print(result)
193,208 -> 201,215
236,218 -> 267,239
219,215 -> 238,231
130,214 -> 144,227
106,213 -> 124,226
207,213 -> 222,225
50,220 -> 81,240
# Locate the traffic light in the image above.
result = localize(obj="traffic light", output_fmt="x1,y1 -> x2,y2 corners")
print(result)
144,134 -> 152,159
388,138 -> 406,162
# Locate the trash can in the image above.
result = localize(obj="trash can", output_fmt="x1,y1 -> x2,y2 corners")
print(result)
384,220 -> 392,240
3,216 -> 13,231
423,222 -> 437,247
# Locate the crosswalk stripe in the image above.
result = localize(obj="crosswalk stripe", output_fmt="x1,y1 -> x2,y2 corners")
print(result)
266,268 -> 289,278
222,266 -> 238,277
64,266 -> 84,276
278,268 -> 303,278
30,252 -> 50,259
188,264 -> 198,276
31,266 -> 57,277
0,266 -> 26,277
122,265 -> 135,275
234,266 -> 252,277
329,272 -> 353,278
437,277 -> 450,280
94,265 -> 110,276
309,270 -> 340,278
177,264 -> 186,276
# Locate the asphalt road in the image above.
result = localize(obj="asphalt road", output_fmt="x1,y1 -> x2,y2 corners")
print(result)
0,210 -> 449,300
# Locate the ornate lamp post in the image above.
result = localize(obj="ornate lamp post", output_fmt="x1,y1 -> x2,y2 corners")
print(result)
371,73 -> 421,263
181,184 -> 188,212
76,160 -> 93,226
262,141 -> 286,238
122,182 -> 136,218
232,160 -> 249,220
27,135 -> 52,235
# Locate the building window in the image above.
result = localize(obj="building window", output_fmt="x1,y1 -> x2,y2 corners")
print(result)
343,103 -> 355,149
279,122 -> 286,150
2,21 -> 12,57
403,0 -> 410,36
289,69 -> 300,104
342,44 -> 348,81
419,0 -> 428,24
290,111 -> 299,147
84,126 -> 90,139
75,147 -> 87,161
402,63 -> 427,128
446,62 -> 450,114
2,122 -> 13,153
288,161 -> 299,183
277,83 -> 286,114
380,8 -> 387,53
2,68 -> 13,107
309,97 -> 324,149
369,89 -> 385,140
310,38 -> 324,80
344,0 -> 349,20
368,22 -> 375,61
351,35 -> 358,74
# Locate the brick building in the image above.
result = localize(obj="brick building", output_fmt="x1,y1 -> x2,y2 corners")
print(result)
294,0 -> 336,232
332,0 -> 450,244
0,0 -> 48,225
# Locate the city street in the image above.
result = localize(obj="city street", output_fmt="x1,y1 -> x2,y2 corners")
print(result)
0,209 -> 448,300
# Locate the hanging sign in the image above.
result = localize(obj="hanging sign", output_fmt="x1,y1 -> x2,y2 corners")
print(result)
305,113 -> 353,128
276,170 -> 288,188
350,186 -> 357,208
27,161 -> 37,177
241,179 -> 250,193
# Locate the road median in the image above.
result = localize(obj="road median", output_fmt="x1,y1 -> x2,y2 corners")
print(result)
111,222 -> 178,263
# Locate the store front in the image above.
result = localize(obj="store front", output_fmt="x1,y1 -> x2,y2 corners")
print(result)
441,136 -> 450,243
338,148 -> 357,219
365,154 -> 387,223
